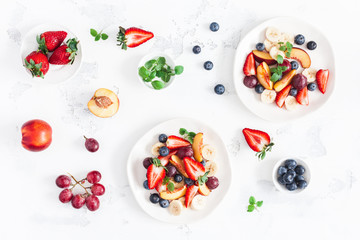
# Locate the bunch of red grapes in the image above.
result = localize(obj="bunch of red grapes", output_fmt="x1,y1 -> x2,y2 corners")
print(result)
56,170 -> 105,211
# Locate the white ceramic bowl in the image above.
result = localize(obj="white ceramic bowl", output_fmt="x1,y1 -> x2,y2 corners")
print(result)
272,157 -> 311,194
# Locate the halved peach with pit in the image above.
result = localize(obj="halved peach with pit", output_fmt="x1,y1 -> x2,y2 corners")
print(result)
88,88 -> 119,118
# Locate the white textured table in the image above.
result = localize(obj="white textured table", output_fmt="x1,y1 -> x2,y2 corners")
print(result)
1,0 -> 359,239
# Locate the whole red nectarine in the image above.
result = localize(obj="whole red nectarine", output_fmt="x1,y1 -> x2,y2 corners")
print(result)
21,119 -> 52,152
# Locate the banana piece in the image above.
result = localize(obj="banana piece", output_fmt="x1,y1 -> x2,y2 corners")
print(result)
151,142 -> 165,156
269,46 -> 285,60
265,27 -> 281,43
178,197 -> 186,207
279,32 -> 294,44
169,200 -> 183,216
285,96 -> 298,111
264,39 -> 275,52
261,89 -> 276,104
201,144 -> 216,161
205,160 -> 218,177
191,195 -> 207,210
302,68 -> 317,83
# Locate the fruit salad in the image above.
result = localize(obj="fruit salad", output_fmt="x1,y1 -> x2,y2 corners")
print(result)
242,26 -> 330,111
142,128 -> 219,216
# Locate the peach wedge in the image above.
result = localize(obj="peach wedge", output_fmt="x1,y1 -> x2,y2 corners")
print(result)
192,133 -> 203,162
88,88 -> 119,118
289,47 -> 311,68
256,62 -> 273,90
274,70 -> 296,92
252,50 -> 277,65
160,185 -> 187,200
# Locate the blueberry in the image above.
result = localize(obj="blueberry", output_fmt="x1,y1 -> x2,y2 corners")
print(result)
284,159 -> 297,170
143,180 -> 150,190
174,174 -> 183,183
307,82 -> 317,91
210,22 -> 219,32
204,61 -> 213,70
256,42 -> 265,51
214,84 -> 225,95
287,169 -> 296,178
184,178 -> 194,186
159,146 -> 169,157
294,34 -> 305,45
278,175 -> 287,185
159,198 -> 170,208
290,61 -> 299,70
307,41 -> 317,50
255,85 -> 265,94
289,88 -> 298,97
193,45 -> 201,54
149,193 -> 160,204
278,166 -> 287,176
200,160 -> 207,167
295,175 -> 305,183
297,180 -> 307,189
285,182 -> 298,191
283,172 -> 294,184
158,134 -> 168,143
294,165 -> 306,175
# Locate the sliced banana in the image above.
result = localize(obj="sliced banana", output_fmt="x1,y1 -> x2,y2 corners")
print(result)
264,39 -> 275,52
285,96 -> 298,111
191,195 -> 207,210
265,27 -> 281,43
151,142 -> 165,156
169,200 -> 183,216
201,144 -> 216,161
205,160 -> 218,177
279,32 -> 294,44
178,197 -> 186,207
269,46 -> 285,60
261,89 -> 276,104
302,68 -> 317,83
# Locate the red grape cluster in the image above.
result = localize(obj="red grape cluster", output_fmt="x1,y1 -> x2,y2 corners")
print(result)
56,170 -> 105,211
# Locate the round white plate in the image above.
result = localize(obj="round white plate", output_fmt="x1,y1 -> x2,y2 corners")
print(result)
233,17 -> 335,121
20,24 -> 82,84
127,118 -> 231,224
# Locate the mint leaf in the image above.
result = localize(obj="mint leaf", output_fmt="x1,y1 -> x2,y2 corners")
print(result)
163,176 -> 170,185
145,60 -> 156,70
174,66 -> 184,75
151,80 -> 165,90
279,46 -> 286,51
276,55 -> 283,64
247,205 -> 255,212
157,57 -> 166,65
167,182 -> 175,192
90,29 -> 98,37
286,52 -> 291,58
179,128 -> 187,135
138,66 -> 150,80
101,33 -> 108,40
188,132 -> 196,138
249,196 -> 256,205
95,34 -> 101,41
149,71 -> 156,80
256,201 -> 263,207
270,73 -> 281,82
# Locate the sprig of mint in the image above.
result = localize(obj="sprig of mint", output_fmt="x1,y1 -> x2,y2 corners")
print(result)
247,196 -> 263,212
179,128 -> 196,144
90,29 -> 108,41
197,171 -> 209,185
162,177 -> 175,192
152,158 -> 168,172
269,41 -> 293,82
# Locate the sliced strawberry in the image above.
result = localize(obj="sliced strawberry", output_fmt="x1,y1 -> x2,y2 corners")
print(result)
158,150 -> 177,166
155,180 -> 168,193
166,136 -> 190,150
37,31 -> 67,53
242,128 -> 274,160
316,69 -> 329,94
185,185 -> 199,208
146,159 -> 166,189
275,85 -> 292,108
243,52 -> 256,76
183,157 -> 205,181
117,26 -> 154,50
296,87 -> 309,106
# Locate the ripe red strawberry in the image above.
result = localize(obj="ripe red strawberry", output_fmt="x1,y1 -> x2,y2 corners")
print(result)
155,180 -> 168,193
183,157 -> 205,181
146,158 -> 166,189
117,26 -> 154,50
296,87 -> 309,105
242,128 -> 274,160
243,52 -> 256,76
275,85 -> 291,108
166,136 -> 190,150
49,38 -> 79,65
37,31 -> 67,53
158,150 -> 177,166
24,51 -> 49,78
185,185 -> 199,208
316,69 -> 329,94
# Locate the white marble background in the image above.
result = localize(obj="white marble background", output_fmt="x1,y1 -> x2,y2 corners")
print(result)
0,0 -> 359,239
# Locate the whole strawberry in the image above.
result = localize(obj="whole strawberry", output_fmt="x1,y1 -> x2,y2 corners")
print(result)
24,51 -> 49,78
49,38 -> 79,65
37,31 -> 67,54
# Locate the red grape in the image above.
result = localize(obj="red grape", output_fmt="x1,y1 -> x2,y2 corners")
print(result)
143,157 -> 153,169
91,183 -> 105,196
206,176 -> 219,190
72,194 -> 86,209
243,76 -> 258,88
87,170 -> 101,184
59,189 -> 73,203
56,175 -> 71,188
84,136 -> 99,152
86,195 -> 100,211
292,74 -> 307,90
176,147 -> 193,159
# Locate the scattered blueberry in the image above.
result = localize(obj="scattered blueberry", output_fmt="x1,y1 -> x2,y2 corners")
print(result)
193,45 -> 201,54
149,193 -> 160,204
214,84 -> 225,95
307,41 -> 317,50
184,178 -> 194,186
201,160 -> 207,167
158,134 -> 168,143
255,85 -> 265,94
174,174 -> 183,183
290,61 -> 299,70
295,175 -> 305,183
307,82 -> 317,91
284,159 -> 297,170
159,146 -> 169,157
294,34 -> 305,45
294,165 -> 305,175
159,198 -> 170,208
143,180 -> 150,190
297,180 -> 307,189
289,88 -> 298,97
256,42 -> 265,51
286,182 -> 298,191
278,166 -> 287,176
283,172 -> 294,184
209,22 -> 219,32
278,175 -> 287,185
204,61 -> 213,70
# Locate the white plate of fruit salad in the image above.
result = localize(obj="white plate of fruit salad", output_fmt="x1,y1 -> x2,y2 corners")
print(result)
233,17 -> 335,121
127,118 -> 231,224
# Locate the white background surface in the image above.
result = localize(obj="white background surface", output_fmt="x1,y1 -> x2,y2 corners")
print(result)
0,0 -> 359,239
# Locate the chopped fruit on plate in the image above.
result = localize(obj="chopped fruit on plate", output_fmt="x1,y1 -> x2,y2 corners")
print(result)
169,155 -> 189,178
288,47 -> 311,68
158,150 -> 177,166
37,31 -> 67,53
49,38 -> 79,65
275,85 -> 292,108
316,69 -> 329,94
242,128 -> 274,160
24,51 -> 49,78
198,182 -> 211,196
160,185 -> 187,200
192,133 -> 203,162
243,52 -> 256,76
273,69 -> 296,92
185,185 -> 199,208
88,88 -> 119,118
252,50 -> 277,65
166,135 -> 190,150
183,157 -> 205,181
117,26 -> 154,50
256,62 -> 273,90
146,158 -> 166,189
296,87 -> 309,106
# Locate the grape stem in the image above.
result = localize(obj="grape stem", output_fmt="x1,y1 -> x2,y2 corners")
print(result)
67,173 -> 89,194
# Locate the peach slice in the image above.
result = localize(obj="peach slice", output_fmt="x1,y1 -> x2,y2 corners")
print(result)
288,47 -> 311,68
198,183 -> 211,196
256,62 -> 273,90
192,133 -> 203,162
252,50 -> 277,65
160,185 -> 187,200
169,155 -> 189,178
274,69 -> 296,92
88,88 -> 119,118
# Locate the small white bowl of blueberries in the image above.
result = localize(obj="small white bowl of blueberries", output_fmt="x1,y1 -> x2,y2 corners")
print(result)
272,158 -> 310,193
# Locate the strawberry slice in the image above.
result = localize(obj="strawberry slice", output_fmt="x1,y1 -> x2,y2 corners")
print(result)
155,180 -> 168,193
316,69 -> 329,94
117,26 -> 154,50
243,52 -> 256,76
275,85 -> 292,108
185,185 -> 199,208
146,158 -> 166,189
166,136 -> 190,150
37,31 -> 67,53
183,157 -> 205,181
242,128 -> 274,160
296,87 -> 309,106
158,150 -> 177,166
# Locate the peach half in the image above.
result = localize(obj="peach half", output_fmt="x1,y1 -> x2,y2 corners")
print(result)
88,88 -> 119,118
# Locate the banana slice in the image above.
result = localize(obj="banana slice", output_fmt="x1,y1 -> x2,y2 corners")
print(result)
302,68 -> 317,83
178,197 -> 186,207
205,160 -> 218,177
265,27 -> 281,43
279,32 -> 294,44
264,39 -> 275,52
269,46 -> 285,60
169,200 -> 183,216
285,96 -> 298,111
151,142 -> 165,156
191,195 -> 207,210
261,89 -> 276,104
201,144 -> 215,161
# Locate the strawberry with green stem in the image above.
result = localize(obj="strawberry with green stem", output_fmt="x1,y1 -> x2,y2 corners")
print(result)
24,51 -> 49,78
242,128 -> 274,160
117,26 -> 154,50
49,38 -> 79,65
37,31 -> 67,54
